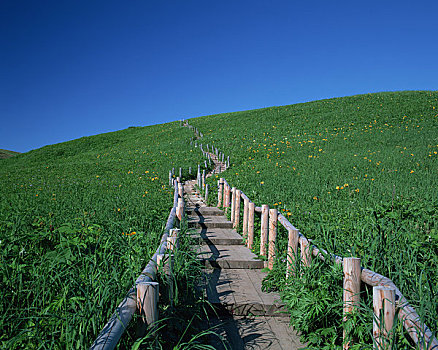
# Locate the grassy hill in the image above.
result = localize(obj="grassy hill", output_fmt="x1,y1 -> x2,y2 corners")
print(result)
191,90 -> 438,347
0,124 -> 207,348
1,91 -> 437,348
0,149 -> 20,159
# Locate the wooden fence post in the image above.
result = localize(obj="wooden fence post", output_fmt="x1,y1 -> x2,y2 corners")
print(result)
230,187 -> 236,223
268,209 -> 278,270
234,189 -> 241,230
205,184 -> 209,203
167,228 -> 179,251
176,198 -> 184,223
300,239 -> 311,267
178,182 -> 183,198
343,257 -> 362,349
243,197 -> 249,240
247,202 -> 255,249
224,184 -> 230,213
218,178 -> 224,207
286,228 -> 299,278
137,281 -> 159,336
373,286 -> 396,349
169,171 -> 172,186
202,170 -> 205,189
260,204 -> 269,256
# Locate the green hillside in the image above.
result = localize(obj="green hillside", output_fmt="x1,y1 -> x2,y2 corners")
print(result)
0,124 -> 207,348
0,149 -> 20,159
1,91 -> 437,348
192,91 -> 438,347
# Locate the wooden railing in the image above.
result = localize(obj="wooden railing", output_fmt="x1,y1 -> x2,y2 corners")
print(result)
90,177 -> 185,350
217,177 -> 438,350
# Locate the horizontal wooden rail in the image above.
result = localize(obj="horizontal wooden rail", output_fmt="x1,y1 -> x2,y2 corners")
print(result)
217,177 -> 438,349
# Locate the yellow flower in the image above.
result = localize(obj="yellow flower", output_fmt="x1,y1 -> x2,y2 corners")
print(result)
410,170 -> 414,173
313,196 -> 318,200
260,181 -> 264,185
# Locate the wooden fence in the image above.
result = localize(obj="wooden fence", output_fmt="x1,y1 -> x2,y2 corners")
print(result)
90,177 -> 185,350
217,177 -> 438,350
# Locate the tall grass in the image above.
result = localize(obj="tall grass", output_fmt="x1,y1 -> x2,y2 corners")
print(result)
193,91 -> 438,347
0,123 -> 208,348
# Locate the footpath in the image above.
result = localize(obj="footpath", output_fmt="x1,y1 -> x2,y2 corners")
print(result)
183,155 -> 305,350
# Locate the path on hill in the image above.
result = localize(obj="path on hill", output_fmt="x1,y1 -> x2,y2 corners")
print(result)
183,154 -> 305,349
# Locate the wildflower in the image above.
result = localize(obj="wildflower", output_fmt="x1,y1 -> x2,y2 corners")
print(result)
410,170 -> 414,173
260,181 -> 264,185
313,196 -> 318,200
355,189 -> 360,193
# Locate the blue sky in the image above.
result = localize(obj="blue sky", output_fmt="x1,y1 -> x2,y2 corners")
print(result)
1,0 -> 437,153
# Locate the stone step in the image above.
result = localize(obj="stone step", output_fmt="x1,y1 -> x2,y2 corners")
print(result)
190,227 -> 243,245
198,244 -> 264,269
204,269 -> 287,317
188,215 -> 233,229
185,206 -> 224,216
206,315 -> 304,349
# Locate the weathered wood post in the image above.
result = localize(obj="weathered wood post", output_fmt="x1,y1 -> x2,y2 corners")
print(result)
242,196 -> 249,240
260,204 -> 269,256
167,228 -> 180,251
136,281 -> 159,336
176,198 -> 184,223
178,181 -> 183,198
204,160 -> 207,168
247,202 -> 255,249
218,178 -> 224,207
234,189 -> 241,230
179,167 -> 182,179
205,184 -> 209,203
300,239 -> 311,267
202,170 -> 205,189
286,228 -> 299,278
268,208 -> 278,270
373,286 -> 396,350
227,156 -> 230,168
169,171 -> 172,186
343,257 -> 362,349
189,166 -> 191,175
230,187 -> 236,223
224,184 -> 231,213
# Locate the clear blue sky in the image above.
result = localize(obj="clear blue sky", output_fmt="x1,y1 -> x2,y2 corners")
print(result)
1,0 -> 437,153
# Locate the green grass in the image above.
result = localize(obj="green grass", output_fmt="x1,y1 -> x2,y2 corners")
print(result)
192,91 -> 438,348
0,149 -> 20,159
0,123 -> 208,348
2,91 -> 437,348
